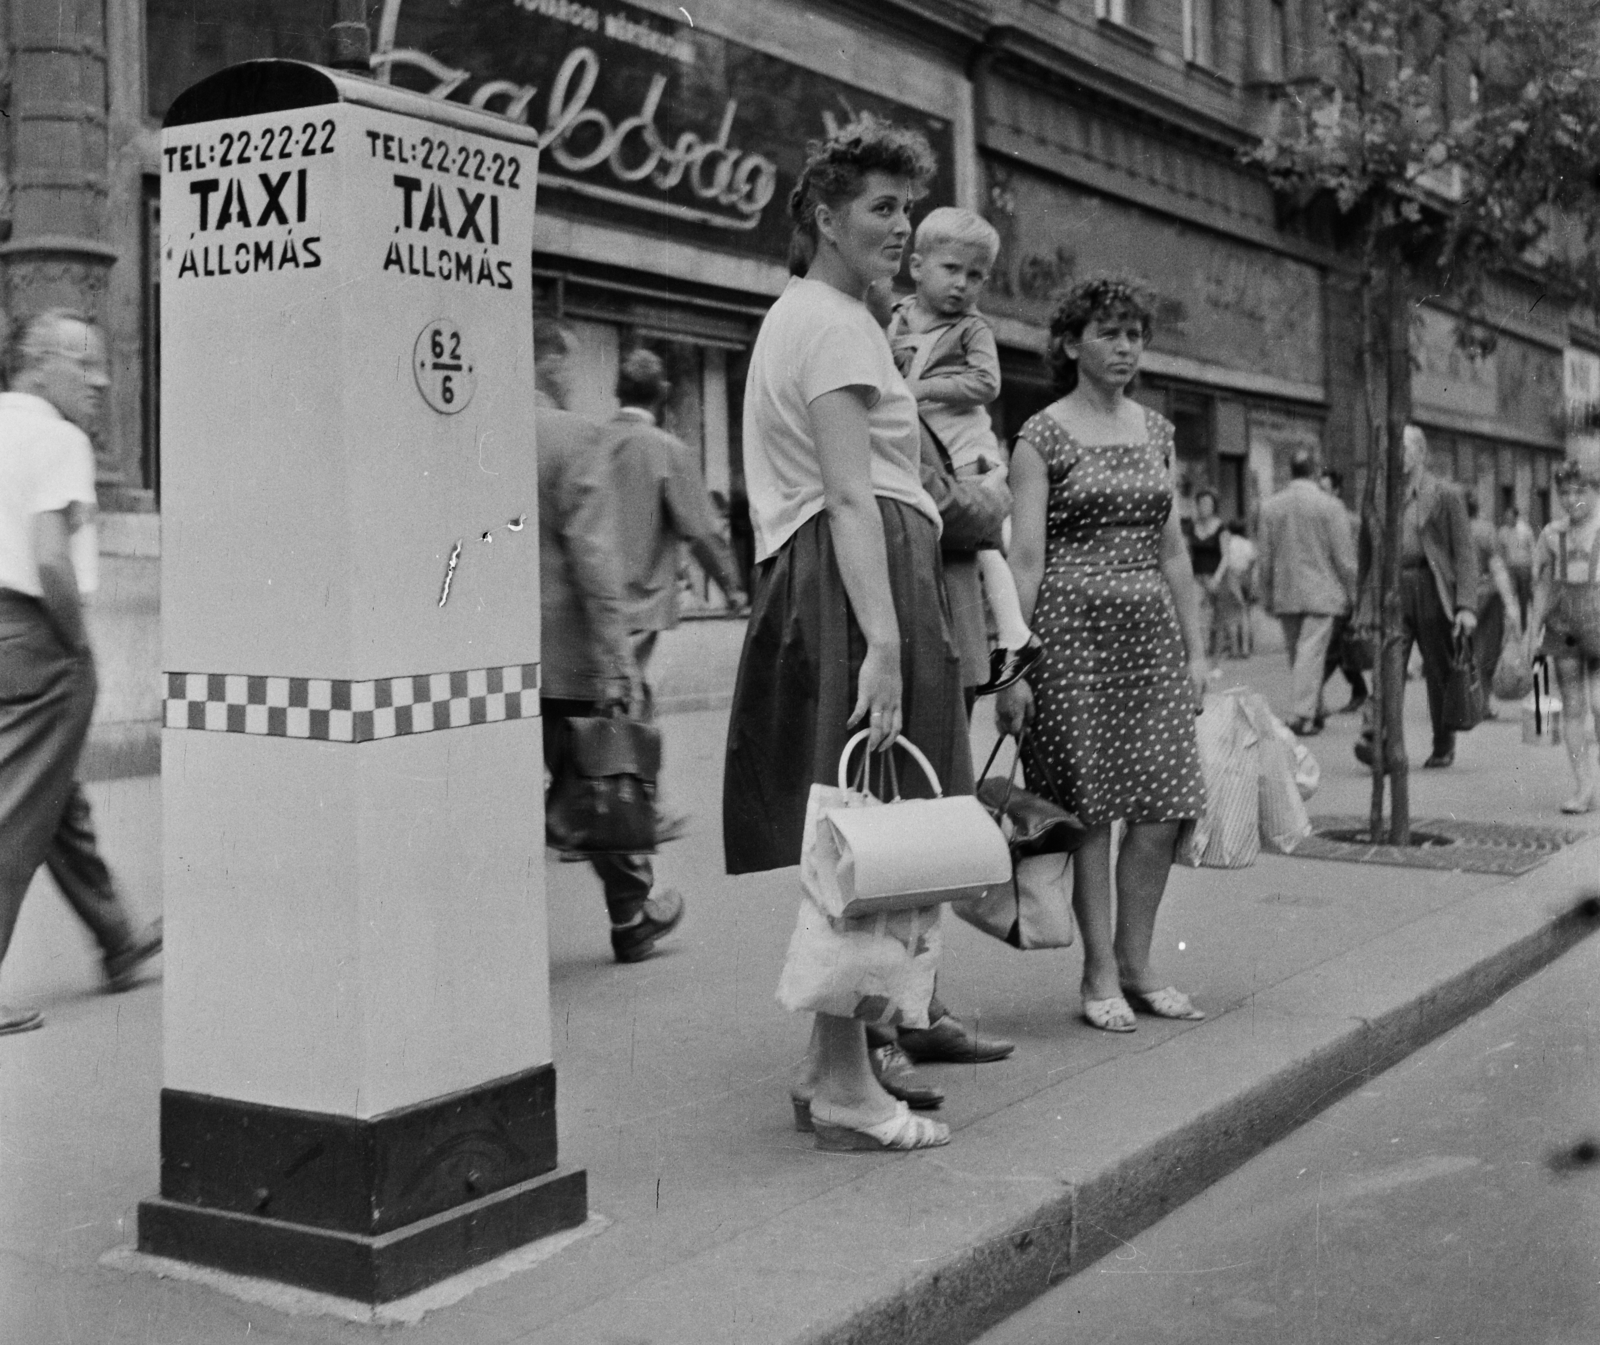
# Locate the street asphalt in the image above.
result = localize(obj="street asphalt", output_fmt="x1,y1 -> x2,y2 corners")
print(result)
2,629 -> 1597,1345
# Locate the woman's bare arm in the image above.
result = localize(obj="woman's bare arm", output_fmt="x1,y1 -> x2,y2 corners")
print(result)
1160,505 -> 1208,703
812,387 -> 902,751
993,434 -> 1048,736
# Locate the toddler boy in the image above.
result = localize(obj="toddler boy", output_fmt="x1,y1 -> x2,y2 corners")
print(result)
889,207 -> 1040,694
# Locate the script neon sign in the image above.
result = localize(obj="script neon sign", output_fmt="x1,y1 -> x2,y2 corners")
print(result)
371,0 -> 777,231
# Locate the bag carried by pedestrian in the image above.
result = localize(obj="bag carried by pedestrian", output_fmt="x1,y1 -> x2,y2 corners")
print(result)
545,711 -> 660,854
1442,631 -> 1485,733
953,733 -> 1083,949
1521,655 -> 1563,746
775,898 -> 942,1028
1238,694 -> 1314,854
804,730 -> 1012,920
1492,624 -> 1535,702
1176,689 -> 1260,869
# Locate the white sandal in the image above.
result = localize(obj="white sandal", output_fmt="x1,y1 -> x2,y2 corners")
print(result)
810,1100 -> 950,1152
1082,995 -> 1137,1033
1123,985 -> 1205,1020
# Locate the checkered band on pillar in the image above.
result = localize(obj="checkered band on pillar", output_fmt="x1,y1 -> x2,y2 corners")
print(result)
163,665 -> 541,743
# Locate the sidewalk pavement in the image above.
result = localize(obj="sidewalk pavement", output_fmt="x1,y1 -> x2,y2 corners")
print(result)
2,649 -> 1594,1345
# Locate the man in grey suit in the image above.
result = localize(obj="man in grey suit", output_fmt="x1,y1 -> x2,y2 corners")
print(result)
1393,424 -> 1478,767
534,320 -> 683,963
1258,450 -> 1359,735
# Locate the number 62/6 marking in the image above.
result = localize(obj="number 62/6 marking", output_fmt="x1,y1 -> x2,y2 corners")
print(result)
414,319 -> 476,415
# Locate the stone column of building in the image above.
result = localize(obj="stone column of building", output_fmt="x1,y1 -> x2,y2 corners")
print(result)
0,1 -> 119,377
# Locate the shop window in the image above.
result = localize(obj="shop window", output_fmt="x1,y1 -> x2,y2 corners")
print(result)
1216,454 -> 1247,522
1096,0 -> 1151,36
1183,0 -> 1221,68
1169,391 -> 1214,513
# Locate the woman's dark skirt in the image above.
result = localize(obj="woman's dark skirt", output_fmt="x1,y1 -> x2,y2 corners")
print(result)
723,498 -> 971,875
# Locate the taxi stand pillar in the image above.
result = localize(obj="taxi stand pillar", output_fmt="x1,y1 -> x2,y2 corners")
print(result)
138,62 -> 585,1304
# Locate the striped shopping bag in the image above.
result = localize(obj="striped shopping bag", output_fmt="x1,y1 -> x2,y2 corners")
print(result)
1176,690 -> 1261,869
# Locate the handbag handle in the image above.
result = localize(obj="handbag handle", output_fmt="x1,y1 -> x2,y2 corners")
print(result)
837,729 -> 944,799
976,728 -> 1067,815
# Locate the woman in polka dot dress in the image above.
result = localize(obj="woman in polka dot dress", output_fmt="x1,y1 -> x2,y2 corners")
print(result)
995,276 -> 1208,1034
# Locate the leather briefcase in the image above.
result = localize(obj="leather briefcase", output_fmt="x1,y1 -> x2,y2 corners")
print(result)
546,713 -> 660,855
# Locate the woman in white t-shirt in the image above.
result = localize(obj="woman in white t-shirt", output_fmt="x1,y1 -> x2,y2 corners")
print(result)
723,122 -> 969,1153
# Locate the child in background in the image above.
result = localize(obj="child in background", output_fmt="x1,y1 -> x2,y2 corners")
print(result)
1213,522 -> 1257,659
888,207 -> 1042,694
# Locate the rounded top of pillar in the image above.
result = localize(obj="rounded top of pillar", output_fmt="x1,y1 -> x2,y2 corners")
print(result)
164,60 -> 542,150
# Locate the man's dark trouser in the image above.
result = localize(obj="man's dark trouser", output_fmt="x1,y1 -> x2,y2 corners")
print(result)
1474,590 -> 1505,700
1399,565 -> 1458,757
1322,614 -> 1370,704
541,697 -> 653,926
0,591 -> 138,972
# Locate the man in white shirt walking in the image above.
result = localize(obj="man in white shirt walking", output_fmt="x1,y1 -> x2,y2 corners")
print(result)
0,310 -> 161,1035
1258,451 -> 1359,735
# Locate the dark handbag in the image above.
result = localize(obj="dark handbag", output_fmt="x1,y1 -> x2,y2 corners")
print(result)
954,733 -> 1086,949
545,712 -> 660,855
1441,631 -> 1484,733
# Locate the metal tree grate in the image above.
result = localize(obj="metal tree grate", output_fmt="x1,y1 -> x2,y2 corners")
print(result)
1291,815 -> 1593,875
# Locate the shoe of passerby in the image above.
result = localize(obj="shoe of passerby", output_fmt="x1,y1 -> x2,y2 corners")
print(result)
974,637 -> 1044,697
103,918 -> 163,993
897,1013 -> 1014,1063
1354,734 -> 1375,767
0,1005 -> 42,1036
610,888 -> 685,963
1423,749 -> 1455,769
1336,692 -> 1368,715
1287,717 -> 1322,738
869,1043 -> 944,1110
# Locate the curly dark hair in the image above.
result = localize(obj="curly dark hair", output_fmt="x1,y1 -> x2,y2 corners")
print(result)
1044,274 -> 1157,395
787,117 -> 937,274
1554,457 -> 1600,490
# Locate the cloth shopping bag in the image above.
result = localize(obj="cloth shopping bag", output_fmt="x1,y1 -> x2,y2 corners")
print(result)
805,730 -> 1011,919
1442,632 -> 1485,732
1176,689 -> 1261,869
544,711 -> 660,855
1492,626 -> 1534,702
1522,656 -> 1563,746
1237,692 -> 1314,854
775,897 -> 941,1028
953,733 -> 1081,949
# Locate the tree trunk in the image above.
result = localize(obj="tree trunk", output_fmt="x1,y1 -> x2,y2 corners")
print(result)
1379,258 -> 1414,844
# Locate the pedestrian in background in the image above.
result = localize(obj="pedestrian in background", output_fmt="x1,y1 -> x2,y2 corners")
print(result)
1211,521 -> 1256,659
1499,503 -> 1535,627
997,274 -> 1208,1034
1257,451 -> 1358,736
887,206 -> 1040,694
1182,488 -> 1226,661
1465,494 -> 1517,720
602,347 -> 746,718
1356,425 -> 1477,770
534,320 -> 683,964
724,121 -> 965,1151
1525,458 -> 1600,812
0,310 -> 162,1035
1318,468 -> 1369,714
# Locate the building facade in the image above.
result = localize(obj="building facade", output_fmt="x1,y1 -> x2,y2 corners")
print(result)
8,0 -> 1592,765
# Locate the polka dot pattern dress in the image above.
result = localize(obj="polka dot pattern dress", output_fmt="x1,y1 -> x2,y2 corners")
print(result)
1018,405 -> 1205,827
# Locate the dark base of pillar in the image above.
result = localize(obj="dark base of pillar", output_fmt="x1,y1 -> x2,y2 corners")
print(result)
137,1165 -> 587,1303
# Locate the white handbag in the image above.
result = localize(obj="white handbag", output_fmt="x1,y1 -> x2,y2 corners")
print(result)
807,730 -> 1013,918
